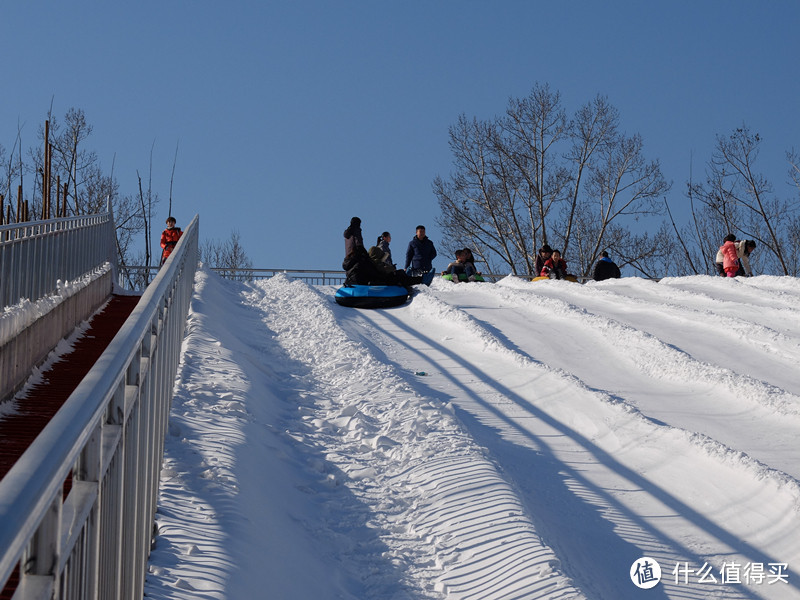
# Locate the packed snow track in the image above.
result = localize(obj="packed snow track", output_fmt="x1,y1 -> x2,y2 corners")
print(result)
144,269 -> 800,600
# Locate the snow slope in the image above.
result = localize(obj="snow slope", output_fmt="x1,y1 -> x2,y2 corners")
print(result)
144,268 -> 800,600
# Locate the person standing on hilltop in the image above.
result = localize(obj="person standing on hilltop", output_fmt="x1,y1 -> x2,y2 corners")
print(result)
404,225 -> 437,276
160,216 -> 183,267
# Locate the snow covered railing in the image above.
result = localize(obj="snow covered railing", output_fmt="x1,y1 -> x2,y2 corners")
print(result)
0,215 -> 198,600
0,212 -> 116,310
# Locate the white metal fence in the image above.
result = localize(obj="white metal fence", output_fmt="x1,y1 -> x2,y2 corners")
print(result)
119,266 -> 348,289
0,215 -> 199,600
0,213 -> 116,310
118,267 -> 542,288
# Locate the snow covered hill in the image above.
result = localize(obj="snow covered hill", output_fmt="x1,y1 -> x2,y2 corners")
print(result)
144,268 -> 800,600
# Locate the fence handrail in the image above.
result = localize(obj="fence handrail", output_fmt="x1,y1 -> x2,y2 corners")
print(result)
119,266 -> 587,284
0,214 -> 199,598
1,212 -> 116,309
0,213 -> 110,236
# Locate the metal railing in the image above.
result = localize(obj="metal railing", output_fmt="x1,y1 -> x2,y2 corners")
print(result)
0,213 -> 116,310
120,266 -> 348,289
0,215 -> 199,600
119,267 -> 586,287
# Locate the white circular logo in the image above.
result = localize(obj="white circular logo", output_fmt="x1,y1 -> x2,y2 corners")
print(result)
630,557 -> 662,589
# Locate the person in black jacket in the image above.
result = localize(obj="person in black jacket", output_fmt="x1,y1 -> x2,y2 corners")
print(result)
593,251 -> 621,281
534,245 -> 553,277
404,225 -> 437,276
343,217 -> 364,259
343,246 -> 382,286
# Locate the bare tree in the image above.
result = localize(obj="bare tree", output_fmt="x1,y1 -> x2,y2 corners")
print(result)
1,123 -> 26,223
434,85 -> 668,277
433,115 -> 524,274
501,83 -> 571,256
3,108 -> 189,290
31,108 -> 107,216
201,230 -> 254,281
565,132 -> 669,278
686,126 -> 798,275
168,141 -> 179,217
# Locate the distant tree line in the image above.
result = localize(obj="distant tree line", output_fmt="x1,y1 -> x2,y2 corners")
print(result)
0,106 -> 252,286
200,231 -> 254,281
435,83 -> 800,278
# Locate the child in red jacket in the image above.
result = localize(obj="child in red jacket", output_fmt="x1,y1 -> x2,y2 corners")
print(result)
160,216 -> 183,266
541,249 -> 568,279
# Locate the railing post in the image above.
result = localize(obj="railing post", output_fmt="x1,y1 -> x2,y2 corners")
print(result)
22,494 -> 61,597
75,422 -> 102,600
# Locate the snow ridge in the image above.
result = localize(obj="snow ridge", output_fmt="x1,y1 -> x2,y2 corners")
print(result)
247,275 -> 583,599
491,278 -> 800,416
413,283 -> 800,512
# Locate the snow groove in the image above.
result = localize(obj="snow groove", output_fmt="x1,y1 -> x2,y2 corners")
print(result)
414,281 -> 800,510
485,278 -> 800,417
248,275 -> 584,600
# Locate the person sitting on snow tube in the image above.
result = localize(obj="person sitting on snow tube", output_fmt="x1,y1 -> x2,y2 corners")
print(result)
541,249 -> 570,280
535,245 -> 553,278
461,248 -> 482,281
443,250 -> 467,281
344,246 -> 422,290
343,246 -> 385,286
343,216 -> 364,260
376,232 -> 395,268
368,246 -> 423,288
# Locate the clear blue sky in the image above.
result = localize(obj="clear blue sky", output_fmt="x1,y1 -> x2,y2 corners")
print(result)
2,1 -> 798,271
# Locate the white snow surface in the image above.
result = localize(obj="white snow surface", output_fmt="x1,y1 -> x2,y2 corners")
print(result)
144,268 -> 800,600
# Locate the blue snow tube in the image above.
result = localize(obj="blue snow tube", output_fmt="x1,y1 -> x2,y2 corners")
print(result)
334,285 -> 410,309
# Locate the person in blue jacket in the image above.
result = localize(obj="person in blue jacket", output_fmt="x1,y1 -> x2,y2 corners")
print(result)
404,225 -> 437,276
592,251 -> 621,281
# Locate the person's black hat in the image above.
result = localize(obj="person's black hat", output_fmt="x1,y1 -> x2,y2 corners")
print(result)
350,217 -> 361,227
539,244 -> 553,253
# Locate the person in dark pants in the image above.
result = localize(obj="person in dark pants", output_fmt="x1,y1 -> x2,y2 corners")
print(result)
404,225 -> 437,276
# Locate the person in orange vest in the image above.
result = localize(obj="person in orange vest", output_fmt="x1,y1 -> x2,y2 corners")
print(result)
160,216 -> 183,266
